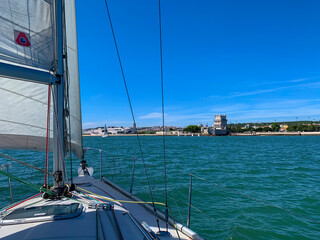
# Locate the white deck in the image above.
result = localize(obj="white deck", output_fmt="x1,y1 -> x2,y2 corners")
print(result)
0,176 -> 200,240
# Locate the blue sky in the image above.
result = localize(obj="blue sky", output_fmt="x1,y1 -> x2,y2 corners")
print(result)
76,0 -> 320,128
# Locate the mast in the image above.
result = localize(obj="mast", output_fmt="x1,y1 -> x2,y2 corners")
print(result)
53,0 -> 66,190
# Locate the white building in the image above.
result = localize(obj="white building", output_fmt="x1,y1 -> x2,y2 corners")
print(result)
107,126 -> 135,134
82,127 -> 104,136
107,127 -> 125,135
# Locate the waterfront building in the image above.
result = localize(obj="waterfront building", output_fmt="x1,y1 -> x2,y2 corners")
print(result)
201,126 -> 213,135
151,126 -> 161,131
82,127 -> 104,135
132,123 -> 137,133
156,131 -> 179,135
280,125 -> 288,132
107,126 -> 125,134
213,114 -> 228,135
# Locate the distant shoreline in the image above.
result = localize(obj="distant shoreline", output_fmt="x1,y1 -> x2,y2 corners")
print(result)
82,131 -> 320,137
230,131 -> 320,136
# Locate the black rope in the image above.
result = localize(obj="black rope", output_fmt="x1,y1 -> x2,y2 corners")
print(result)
103,0 -> 161,231
158,0 -> 168,230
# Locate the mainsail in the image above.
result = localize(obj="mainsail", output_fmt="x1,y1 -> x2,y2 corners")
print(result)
0,0 -> 83,159
64,0 -> 83,159
0,0 -> 56,69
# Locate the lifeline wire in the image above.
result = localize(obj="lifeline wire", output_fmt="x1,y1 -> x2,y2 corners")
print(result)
0,169 -> 55,196
103,0 -> 161,231
0,152 -> 53,177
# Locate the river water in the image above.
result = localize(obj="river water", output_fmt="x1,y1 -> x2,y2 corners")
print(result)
0,136 -> 319,239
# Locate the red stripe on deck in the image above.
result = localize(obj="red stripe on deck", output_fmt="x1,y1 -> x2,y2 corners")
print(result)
7,193 -> 41,211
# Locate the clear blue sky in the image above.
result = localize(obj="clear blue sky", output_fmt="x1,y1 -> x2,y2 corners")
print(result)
75,0 -> 320,128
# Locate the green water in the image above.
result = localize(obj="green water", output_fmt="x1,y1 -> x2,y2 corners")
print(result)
1,136 -> 319,239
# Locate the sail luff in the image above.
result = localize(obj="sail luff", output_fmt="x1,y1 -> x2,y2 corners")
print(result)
64,0 -> 83,160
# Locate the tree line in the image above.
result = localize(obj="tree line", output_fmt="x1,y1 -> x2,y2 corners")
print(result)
229,123 -> 320,133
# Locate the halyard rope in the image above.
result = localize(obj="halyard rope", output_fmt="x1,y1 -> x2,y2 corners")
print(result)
158,0 -> 169,232
103,0 -> 161,232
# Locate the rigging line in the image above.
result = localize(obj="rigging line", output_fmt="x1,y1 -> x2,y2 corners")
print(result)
187,202 -> 222,225
0,86 -> 48,105
158,0 -> 168,223
63,10 -> 74,184
0,169 -> 55,196
192,174 -> 320,225
63,71 -> 72,183
170,192 -> 185,226
97,208 -> 107,240
96,208 -> 99,240
167,206 -> 181,240
62,81 -> 69,184
0,119 -> 52,131
66,70 -> 73,184
103,0 -> 161,231
111,207 -> 124,240
48,89 -> 52,183
50,86 -> 66,181
45,85 -> 51,186
0,152 -> 53,177
78,187 -> 182,238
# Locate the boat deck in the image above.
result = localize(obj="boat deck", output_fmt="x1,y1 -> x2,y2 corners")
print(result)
0,176 -> 200,240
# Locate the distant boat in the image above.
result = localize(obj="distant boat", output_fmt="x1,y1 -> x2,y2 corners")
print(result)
102,124 -> 109,138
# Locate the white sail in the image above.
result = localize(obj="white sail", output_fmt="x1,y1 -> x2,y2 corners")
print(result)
0,0 -> 56,152
0,0 -> 56,70
64,0 -> 83,159
0,79 -> 53,151
0,0 -> 83,159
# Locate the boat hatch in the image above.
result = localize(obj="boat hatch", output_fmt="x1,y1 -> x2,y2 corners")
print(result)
0,203 -> 83,225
